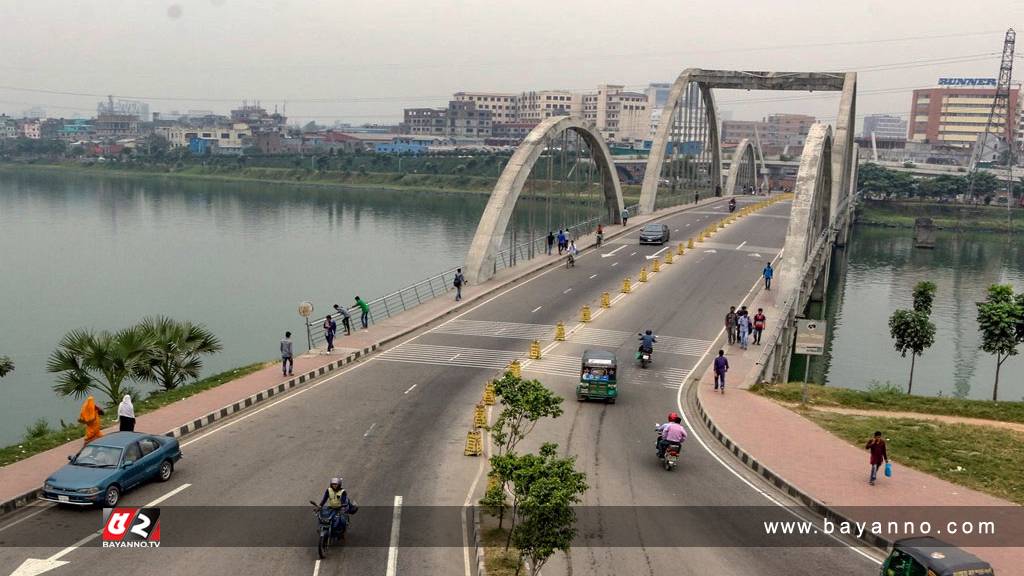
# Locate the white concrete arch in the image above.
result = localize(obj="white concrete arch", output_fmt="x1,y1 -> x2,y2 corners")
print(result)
778,123 -> 834,293
723,138 -> 757,195
639,69 -> 721,214
464,116 -> 625,284
830,73 -> 857,222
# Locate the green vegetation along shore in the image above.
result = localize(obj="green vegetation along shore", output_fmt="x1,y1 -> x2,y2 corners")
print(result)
857,200 -> 1023,233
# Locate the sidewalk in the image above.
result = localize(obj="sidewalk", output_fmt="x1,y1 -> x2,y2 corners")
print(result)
0,195 -> 728,515
695,285 -> 1022,572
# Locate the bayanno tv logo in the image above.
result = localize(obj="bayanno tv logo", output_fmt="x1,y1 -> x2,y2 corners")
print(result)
102,507 -> 161,548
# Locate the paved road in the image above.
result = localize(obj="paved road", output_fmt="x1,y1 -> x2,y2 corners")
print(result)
0,197 -> 880,576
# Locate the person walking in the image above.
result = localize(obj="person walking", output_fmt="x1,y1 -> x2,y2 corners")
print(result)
546,231 -> 555,255
596,223 -> 604,246
753,308 -> 766,345
738,312 -> 750,350
323,315 -> 337,352
333,304 -> 352,335
118,394 -> 135,432
713,350 -> 729,393
621,208 -> 629,226
280,331 -> 294,376
78,396 -> 104,446
355,296 -> 370,329
725,306 -> 738,345
865,431 -> 889,486
453,268 -> 466,301
763,262 -> 774,290
557,229 -> 566,255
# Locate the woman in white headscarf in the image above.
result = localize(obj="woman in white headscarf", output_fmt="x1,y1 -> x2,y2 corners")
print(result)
118,394 -> 135,432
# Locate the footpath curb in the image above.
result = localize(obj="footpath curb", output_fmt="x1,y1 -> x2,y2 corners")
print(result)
1,197 -> 726,519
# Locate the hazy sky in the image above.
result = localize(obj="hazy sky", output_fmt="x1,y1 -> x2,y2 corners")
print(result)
2,0 -> 1024,129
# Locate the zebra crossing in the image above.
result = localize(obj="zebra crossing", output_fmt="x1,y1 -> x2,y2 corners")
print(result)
520,354 -> 580,379
630,366 -> 692,389
522,354 -> 692,390
378,343 -> 522,371
567,327 -> 711,358
431,319 -> 555,341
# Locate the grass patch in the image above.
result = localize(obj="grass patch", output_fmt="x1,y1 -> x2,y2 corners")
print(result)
802,412 -> 1024,504
856,200 -> 1024,232
753,382 -> 1024,424
0,362 -> 267,467
482,526 -> 522,576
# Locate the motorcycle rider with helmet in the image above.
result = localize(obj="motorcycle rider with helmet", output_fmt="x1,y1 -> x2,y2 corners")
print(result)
656,412 -> 687,459
318,477 -> 354,541
638,329 -> 657,358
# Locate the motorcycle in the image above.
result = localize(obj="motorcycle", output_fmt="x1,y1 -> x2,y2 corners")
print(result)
637,347 -> 652,368
728,200 -> 737,213
655,434 -> 682,471
596,231 -> 604,247
310,501 -> 349,559
566,252 -> 576,268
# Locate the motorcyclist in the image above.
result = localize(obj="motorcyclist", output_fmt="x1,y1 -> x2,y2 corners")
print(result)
656,412 -> 687,458
567,240 -> 579,266
318,477 -> 353,541
638,329 -> 656,356
728,197 -> 737,212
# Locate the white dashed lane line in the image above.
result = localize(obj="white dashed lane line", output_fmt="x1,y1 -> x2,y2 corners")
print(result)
589,274 -> 598,279
531,305 -> 543,313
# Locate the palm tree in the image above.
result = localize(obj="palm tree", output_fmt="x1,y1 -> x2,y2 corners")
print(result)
136,316 -> 222,391
0,355 -> 13,378
47,327 -> 153,406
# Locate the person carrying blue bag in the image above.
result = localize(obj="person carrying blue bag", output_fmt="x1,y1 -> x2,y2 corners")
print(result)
865,431 -> 889,486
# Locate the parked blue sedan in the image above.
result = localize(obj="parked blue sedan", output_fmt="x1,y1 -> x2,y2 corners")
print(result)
40,432 -> 182,507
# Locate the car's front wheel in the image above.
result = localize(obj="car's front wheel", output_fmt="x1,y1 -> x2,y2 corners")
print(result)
104,485 -> 121,507
158,460 -> 174,482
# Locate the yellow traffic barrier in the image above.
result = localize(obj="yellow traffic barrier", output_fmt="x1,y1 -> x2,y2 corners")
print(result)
697,232 -> 705,243
507,360 -> 521,378
474,403 -> 487,428
555,322 -> 566,341
622,277 -> 632,293
664,250 -> 674,264
687,237 -> 695,249
529,339 -> 542,359
483,382 -> 496,405
677,243 -> 686,256
639,267 -> 648,282
652,258 -> 661,273
464,429 -> 483,456
718,220 -> 726,230
581,305 -> 592,322
601,291 -> 611,308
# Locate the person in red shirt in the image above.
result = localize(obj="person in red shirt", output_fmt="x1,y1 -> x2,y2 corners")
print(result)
752,308 -> 767,345
865,431 -> 888,485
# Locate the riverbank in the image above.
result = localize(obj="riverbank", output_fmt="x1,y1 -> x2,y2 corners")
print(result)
0,161 -> 643,200
856,199 -> 1023,232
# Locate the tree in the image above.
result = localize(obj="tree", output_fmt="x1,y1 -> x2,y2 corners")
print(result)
47,327 -> 152,406
912,281 -> 937,315
888,280 -> 938,395
0,355 -> 12,378
972,172 -> 1001,197
489,372 -> 564,456
976,284 -> 1022,401
136,316 -> 222,391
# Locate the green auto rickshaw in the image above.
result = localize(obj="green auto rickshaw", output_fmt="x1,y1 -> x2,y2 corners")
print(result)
576,349 -> 617,403
882,537 -> 994,576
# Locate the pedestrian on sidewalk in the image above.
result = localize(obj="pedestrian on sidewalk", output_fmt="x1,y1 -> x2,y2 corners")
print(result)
118,394 -> 135,432
546,231 -> 555,255
333,304 -> 352,335
453,268 -> 466,301
725,306 -> 738,345
281,331 -> 294,376
738,312 -> 750,350
713,350 -> 729,393
753,308 -> 766,345
557,229 -> 566,255
763,262 -> 774,290
355,296 -> 370,329
323,315 -> 337,352
621,208 -> 629,226
866,431 -> 889,486
78,396 -> 104,446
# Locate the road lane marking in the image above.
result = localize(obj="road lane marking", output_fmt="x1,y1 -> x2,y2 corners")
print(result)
737,241 -> 747,250
404,384 -> 417,394
645,246 -> 670,259
685,223 -> 691,227
611,262 -> 618,267
600,245 -> 626,258
589,274 -> 598,279
531,305 -> 542,313
0,501 -> 54,534
386,495 -> 403,576
563,288 -> 572,294
450,353 -> 461,361
312,559 -> 320,576
364,423 -> 377,438
629,251 -> 637,256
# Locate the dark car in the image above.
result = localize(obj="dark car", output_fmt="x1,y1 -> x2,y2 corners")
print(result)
40,432 -> 182,507
881,537 -> 994,576
639,223 -> 670,245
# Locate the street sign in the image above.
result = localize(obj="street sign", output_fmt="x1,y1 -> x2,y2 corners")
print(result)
794,319 -> 827,356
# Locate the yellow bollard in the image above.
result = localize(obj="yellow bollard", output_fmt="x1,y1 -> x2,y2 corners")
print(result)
508,360 -> 521,378
718,220 -> 726,230
555,322 -> 566,341
622,277 -> 632,293
581,305 -> 592,322
677,243 -> 686,256
687,237 -> 695,249
483,382 -> 496,405
652,258 -> 661,273
601,291 -> 611,308
697,232 -> 705,243
474,403 -> 487,428
639,267 -> 648,282
464,429 -> 483,456
529,339 -> 542,359
664,250 -> 674,264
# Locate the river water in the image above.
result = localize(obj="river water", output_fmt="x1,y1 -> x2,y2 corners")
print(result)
820,224 -> 1024,401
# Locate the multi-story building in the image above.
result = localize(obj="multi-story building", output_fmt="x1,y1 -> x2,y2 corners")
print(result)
230,103 -> 286,134
19,120 -> 41,139
97,98 -> 151,122
721,120 -> 764,145
95,113 -> 139,139
579,84 -> 649,144
447,101 -> 492,139
490,122 -> 537,146
862,114 -> 908,140
764,114 -> 815,147
517,90 -> 573,123
404,108 -> 448,137
452,92 -> 518,123
60,119 -> 93,141
909,78 -> 1020,150
155,123 -> 252,152
646,83 -> 672,110
0,115 -> 17,139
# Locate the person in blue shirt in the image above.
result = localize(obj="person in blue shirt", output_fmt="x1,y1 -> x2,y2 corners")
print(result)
763,262 -> 774,290
318,477 -> 354,540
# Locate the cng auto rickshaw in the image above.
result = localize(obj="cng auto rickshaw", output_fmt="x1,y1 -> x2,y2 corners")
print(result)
576,349 -> 617,403
882,537 -> 994,576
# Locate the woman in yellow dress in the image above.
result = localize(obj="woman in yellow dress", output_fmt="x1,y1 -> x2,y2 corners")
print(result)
78,396 -> 104,445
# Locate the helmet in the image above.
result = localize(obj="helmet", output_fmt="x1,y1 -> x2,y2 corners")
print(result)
667,411 -> 679,422
671,414 -> 682,424
645,330 -> 652,335
330,477 -> 342,487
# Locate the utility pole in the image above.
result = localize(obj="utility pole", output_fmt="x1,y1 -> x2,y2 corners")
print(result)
968,28 -> 1015,202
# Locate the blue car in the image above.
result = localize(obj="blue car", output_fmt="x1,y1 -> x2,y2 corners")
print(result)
40,432 -> 182,507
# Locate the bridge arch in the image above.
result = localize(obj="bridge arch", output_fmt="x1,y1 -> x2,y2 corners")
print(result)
639,68 -> 721,214
778,123 -> 833,294
723,138 -> 758,195
464,116 -> 625,284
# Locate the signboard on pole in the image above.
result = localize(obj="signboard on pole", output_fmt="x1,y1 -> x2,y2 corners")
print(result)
794,319 -> 827,356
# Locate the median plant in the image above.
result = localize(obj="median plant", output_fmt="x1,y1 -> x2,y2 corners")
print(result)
888,281 -> 937,394
976,284 -> 1023,401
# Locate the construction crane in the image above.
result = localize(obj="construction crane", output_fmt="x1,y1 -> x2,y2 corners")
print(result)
967,28 -> 1015,204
